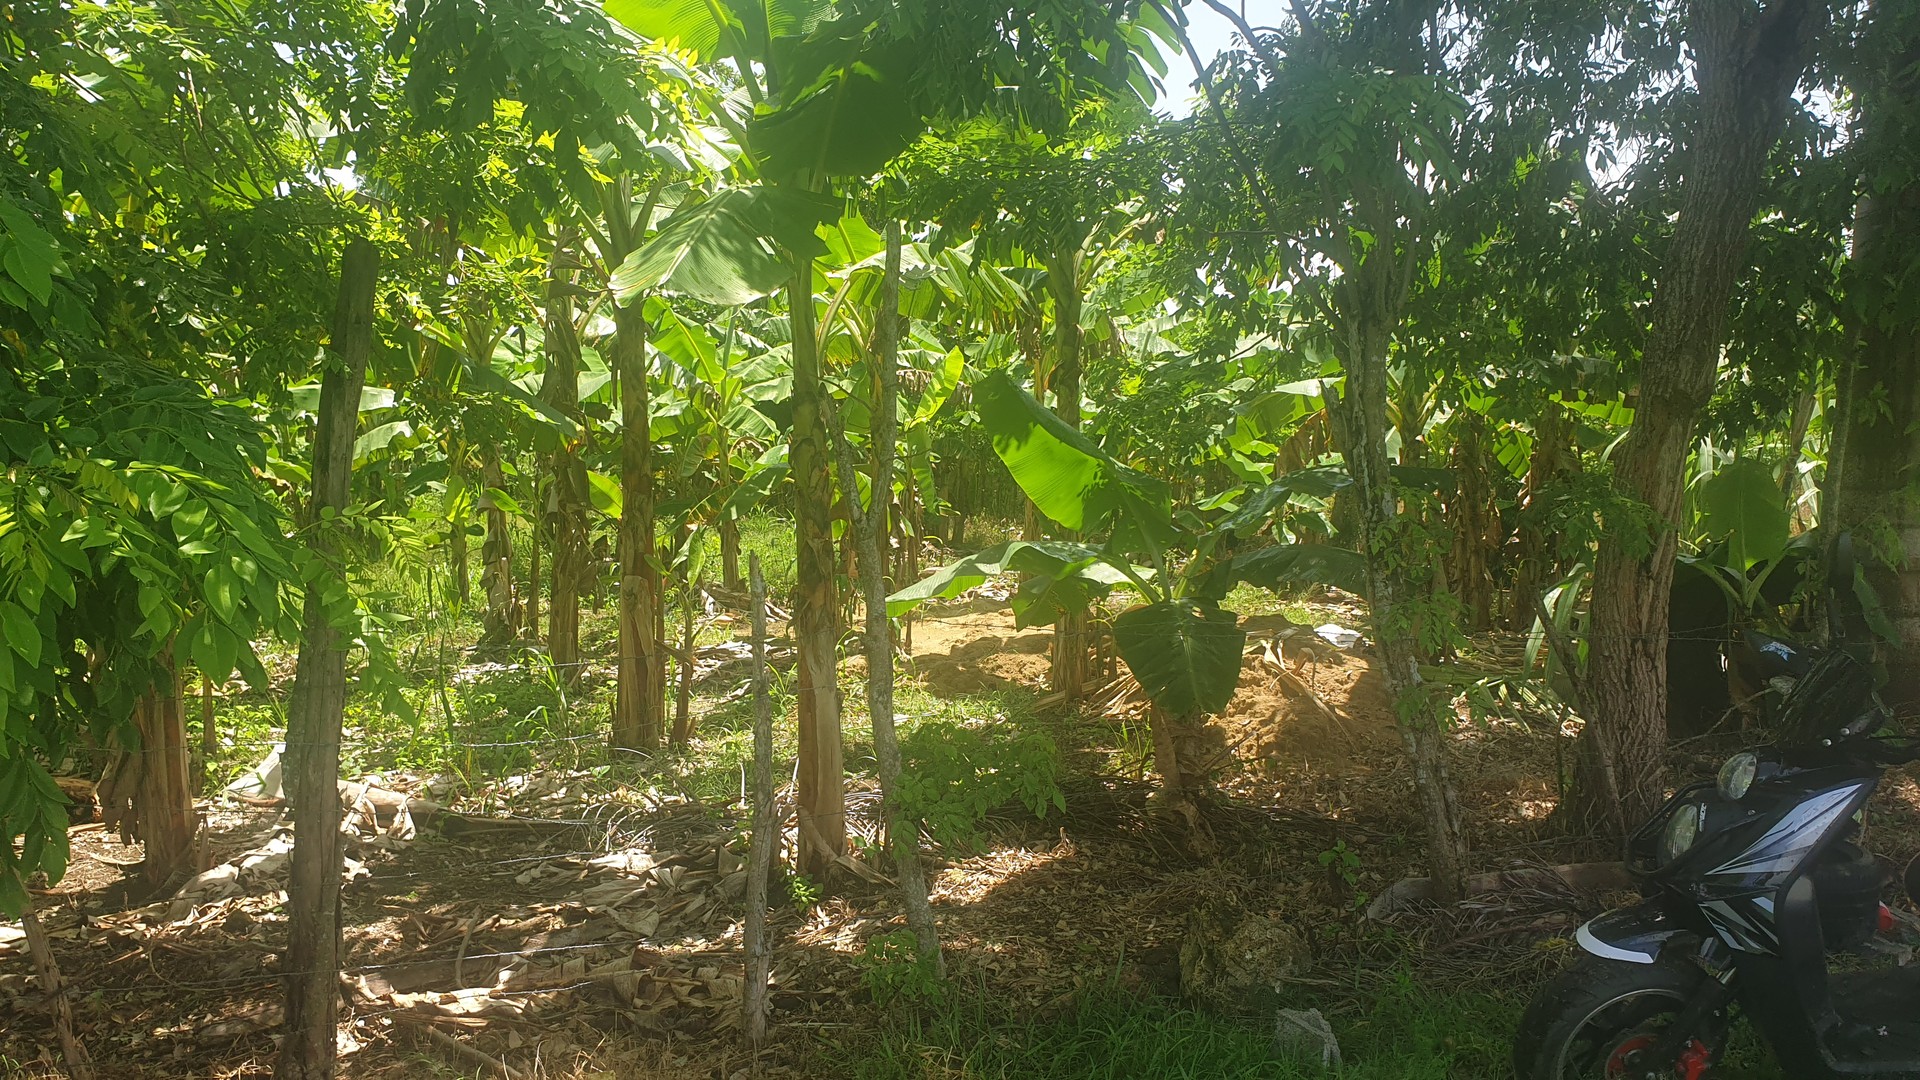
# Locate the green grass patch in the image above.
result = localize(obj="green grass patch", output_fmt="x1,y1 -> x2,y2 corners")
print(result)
833,976 -> 1518,1080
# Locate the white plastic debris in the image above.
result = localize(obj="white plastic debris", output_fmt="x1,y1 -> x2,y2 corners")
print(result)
1273,1007 -> 1341,1069
225,743 -> 285,799
1313,623 -> 1362,649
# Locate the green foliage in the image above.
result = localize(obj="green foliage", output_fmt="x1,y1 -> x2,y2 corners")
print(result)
895,720 -> 1063,851
1698,459 -> 1792,571
858,929 -> 944,1004
975,370 -> 1174,557
0,366 -> 304,913
1111,601 -> 1246,717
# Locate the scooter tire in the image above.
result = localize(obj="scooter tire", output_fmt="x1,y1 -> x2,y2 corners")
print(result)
1514,952 -> 1708,1080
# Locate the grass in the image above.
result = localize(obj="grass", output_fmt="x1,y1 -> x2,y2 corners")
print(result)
834,975 -> 1518,1080
184,512 -> 1700,1080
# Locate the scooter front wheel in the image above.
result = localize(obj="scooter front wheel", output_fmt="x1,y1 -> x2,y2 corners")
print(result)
1514,954 -> 1718,1080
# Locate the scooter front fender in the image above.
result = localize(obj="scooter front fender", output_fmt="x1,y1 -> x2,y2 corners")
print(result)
1575,903 -> 1688,965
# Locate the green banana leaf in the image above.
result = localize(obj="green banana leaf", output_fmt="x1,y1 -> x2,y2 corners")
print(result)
1112,600 -> 1246,716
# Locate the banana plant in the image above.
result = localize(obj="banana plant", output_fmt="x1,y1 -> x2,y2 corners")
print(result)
888,372 -> 1368,804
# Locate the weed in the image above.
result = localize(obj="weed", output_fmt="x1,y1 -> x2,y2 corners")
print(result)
858,930 -> 943,1004
895,719 -> 1063,851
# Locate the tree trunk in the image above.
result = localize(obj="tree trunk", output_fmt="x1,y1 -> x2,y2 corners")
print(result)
834,220 -> 943,969
1508,405 -> 1576,630
100,655 -> 197,889
480,449 -> 518,645
789,250 -> 845,881
672,578 -> 698,746
1828,7 -> 1920,706
527,476 -> 542,645
540,238 -> 589,678
1579,0 -> 1820,837
611,299 -> 664,751
1446,410 -> 1498,631
719,517 -> 743,592
1044,252 -> 1091,700
277,235 -> 376,1080
199,673 -> 216,784
742,557 -> 775,1048
1328,312 -> 1470,902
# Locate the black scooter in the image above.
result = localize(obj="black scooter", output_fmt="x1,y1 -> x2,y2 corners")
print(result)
1514,636 -> 1920,1079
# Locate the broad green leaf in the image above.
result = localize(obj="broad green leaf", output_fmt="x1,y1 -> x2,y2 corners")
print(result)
205,564 -> 242,624
603,0 -> 737,61
1112,601 -> 1246,716
0,198 -> 60,306
587,471 -> 623,518
1699,459 -> 1790,571
0,602 -> 39,668
886,540 -> 1114,618
1214,466 -> 1354,537
353,420 -> 414,464
906,348 -> 965,429
611,187 -> 837,307
1196,544 -> 1371,600
187,616 -> 237,683
286,385 -> 396,413
749,42 -> 924,181
975,371 -> 1174,554
719,445 -> 789,520
818,206 -> 885,268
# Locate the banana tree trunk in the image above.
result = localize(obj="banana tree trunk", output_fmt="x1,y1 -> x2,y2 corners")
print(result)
611,297 -> 664,751
100,652 -> 196,889
1508,406 -> 1575,630
1579,0 -> 1818,837
1446,410 -> 1498,631
480,449 -> 518,645
1044,252 -> 1090,700
277,235 -> 376,1080
720,517 -> 743,592
789,251 -> 845,880
540,238 -> 589,678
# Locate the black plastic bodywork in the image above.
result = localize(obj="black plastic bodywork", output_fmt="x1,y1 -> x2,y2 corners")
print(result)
1577,733 -> 1920,1076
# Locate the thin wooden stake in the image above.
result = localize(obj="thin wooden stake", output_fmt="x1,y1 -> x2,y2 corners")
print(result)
22,903 -> 94,1080
743,556 -> 776,1051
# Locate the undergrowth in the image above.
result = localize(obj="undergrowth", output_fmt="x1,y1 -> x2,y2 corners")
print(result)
834,976 -> 1516,1080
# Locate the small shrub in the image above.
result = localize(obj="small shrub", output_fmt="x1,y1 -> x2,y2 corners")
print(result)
858,929 -> 943,1004
896,720 -> 1063,851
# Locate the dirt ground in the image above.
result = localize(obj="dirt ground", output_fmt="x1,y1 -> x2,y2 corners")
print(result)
9,600 -> 1918,1078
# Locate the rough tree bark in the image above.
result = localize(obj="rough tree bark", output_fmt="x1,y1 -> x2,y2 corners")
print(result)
1579,0 -> 1821,837
1044,252 -> 1091,700
276,235 -> 376,1080
539,237 -> 589,678
1327,310 -> 1470,902
742,557 -> 775,1048
607,178 -> 667,753
99,654 -> 197,890
789,250 -> 846,881
1827,4 -> 1920,706
831,220 -> 944,971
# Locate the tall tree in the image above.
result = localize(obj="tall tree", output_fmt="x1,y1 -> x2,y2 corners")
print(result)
1580,0 -> 1823,835
1827,1 -> 1920,704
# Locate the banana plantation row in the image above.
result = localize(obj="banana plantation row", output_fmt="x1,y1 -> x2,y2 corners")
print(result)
3,0 -> 1919,1076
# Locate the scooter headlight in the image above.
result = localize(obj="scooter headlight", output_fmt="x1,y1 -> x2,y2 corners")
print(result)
1661,802 -> 1704,864
1717,752 -> 1759,800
